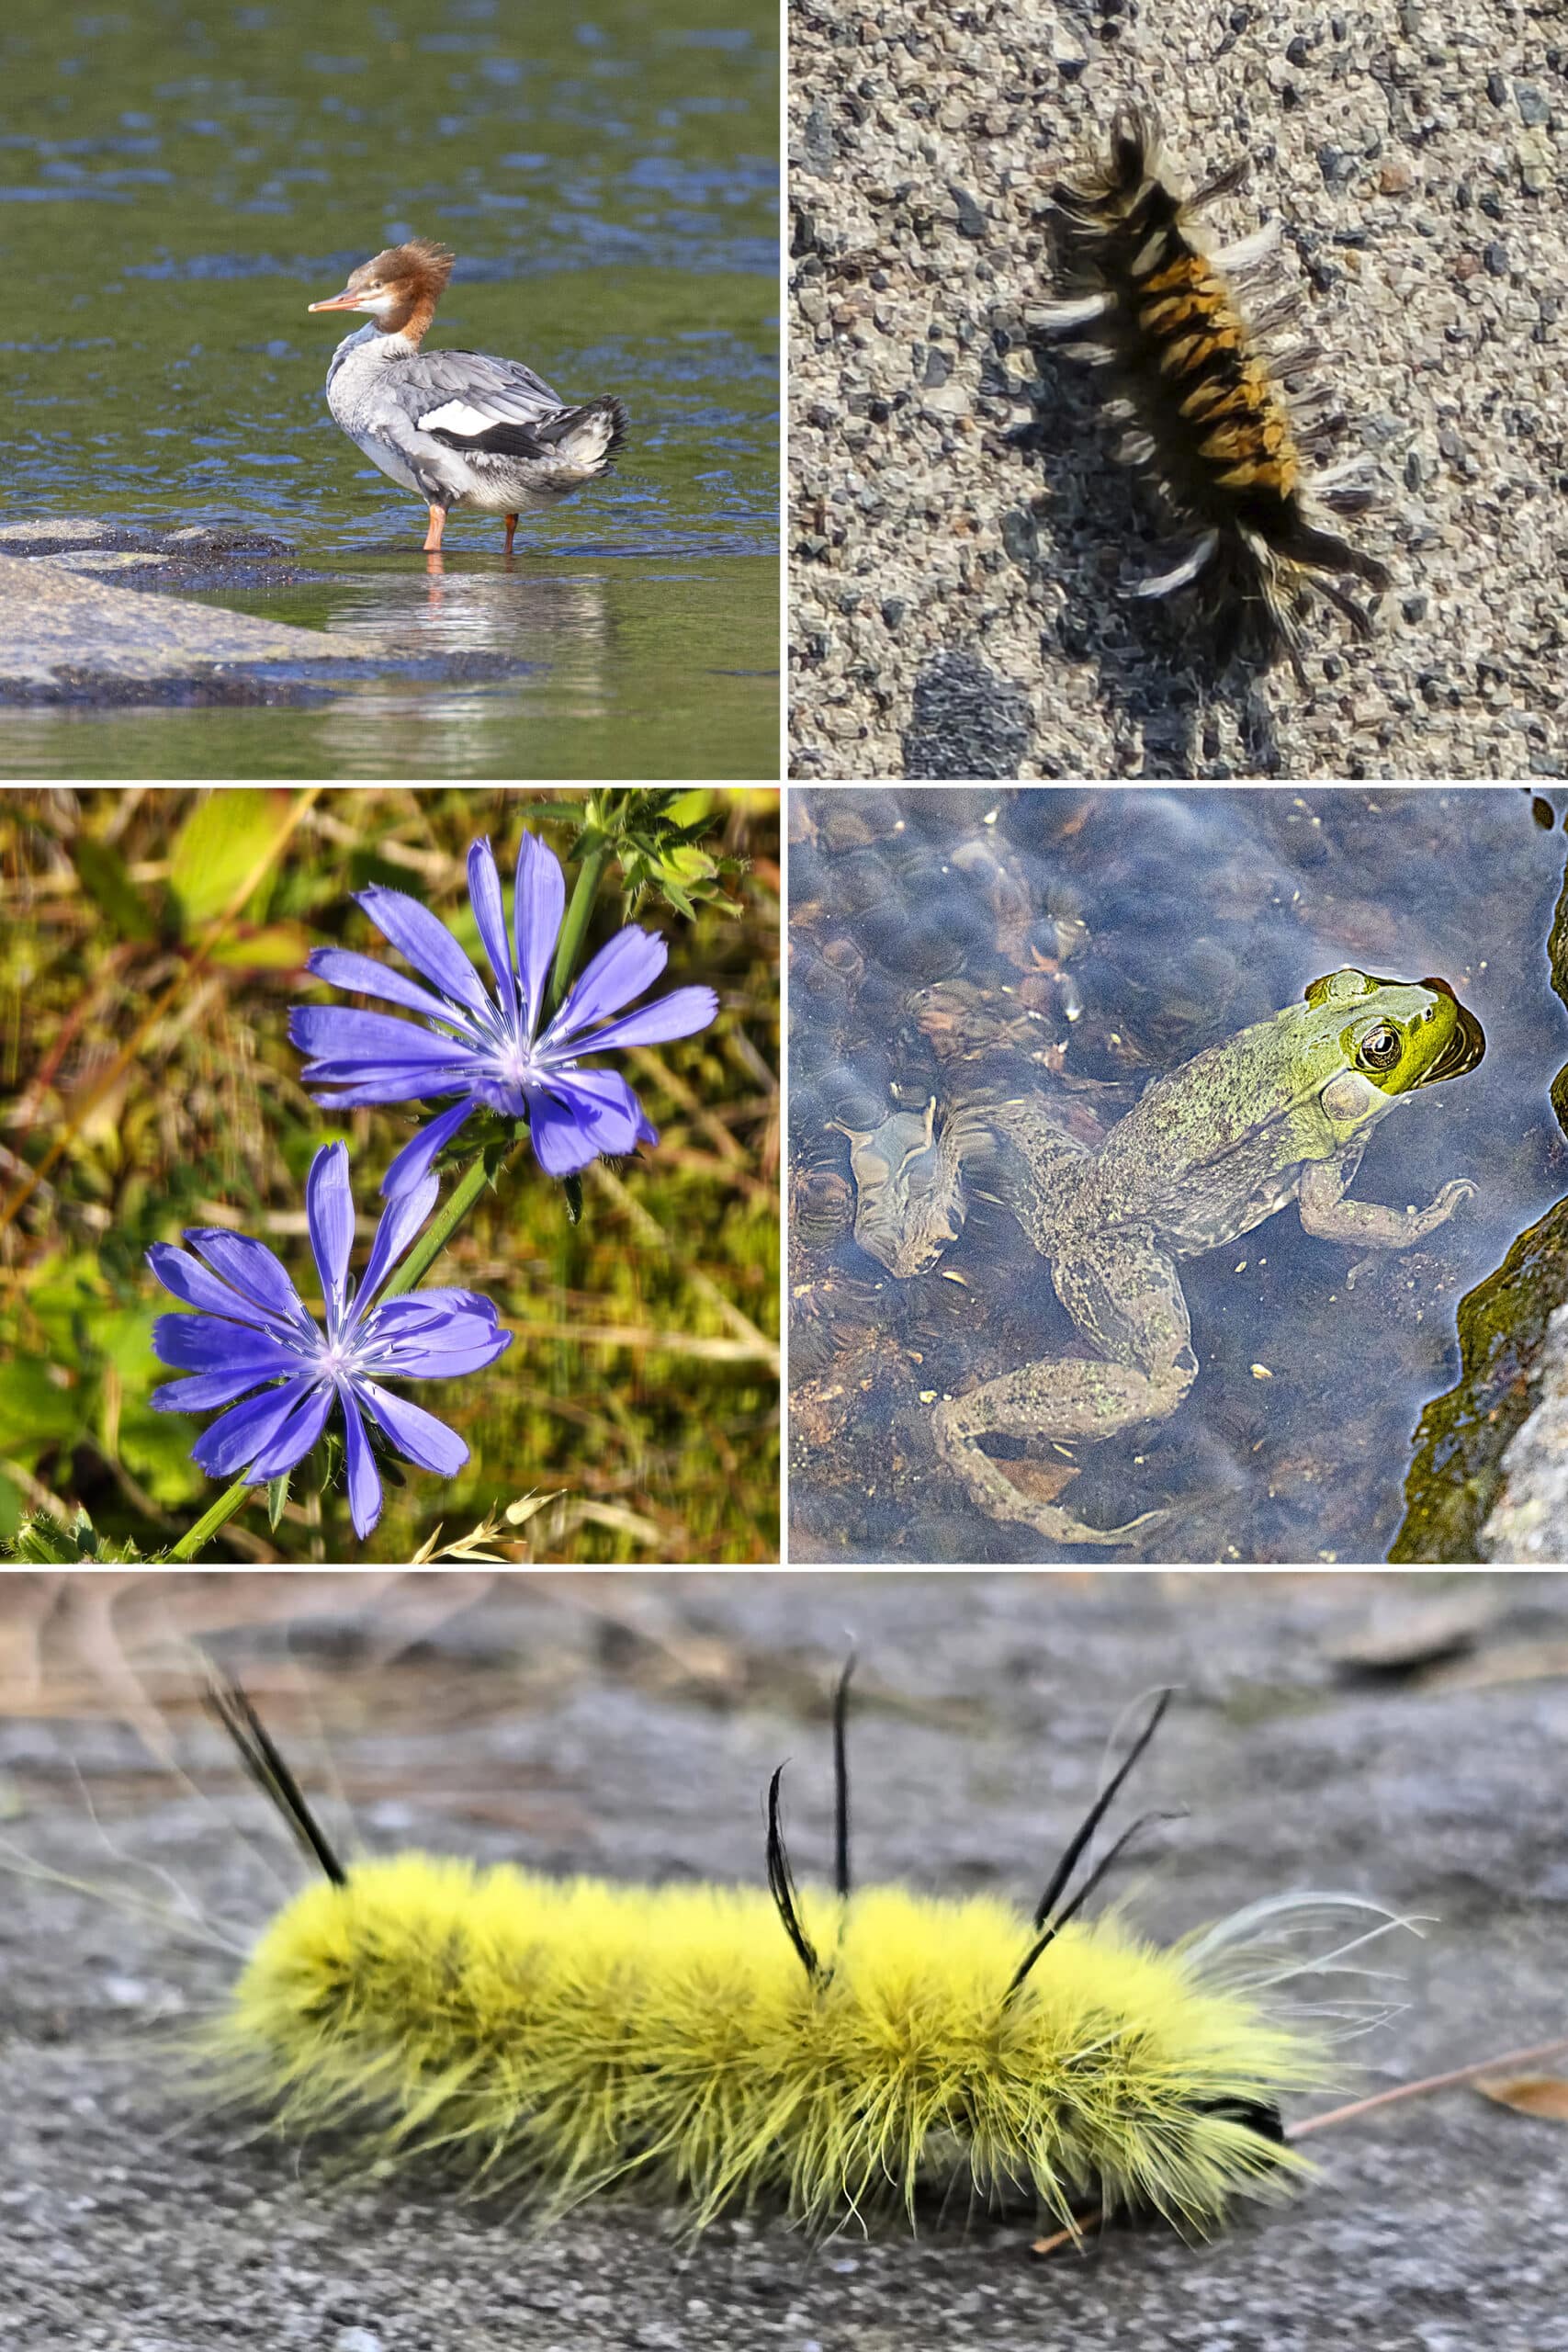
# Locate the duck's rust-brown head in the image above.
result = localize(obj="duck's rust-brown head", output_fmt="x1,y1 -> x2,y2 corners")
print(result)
308,239 -> 456,343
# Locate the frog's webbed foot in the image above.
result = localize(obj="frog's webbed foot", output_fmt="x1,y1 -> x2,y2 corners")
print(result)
931,1229 -> 1195,1550
829,1100 -> 982,1277
932,1359 -> 1190,1551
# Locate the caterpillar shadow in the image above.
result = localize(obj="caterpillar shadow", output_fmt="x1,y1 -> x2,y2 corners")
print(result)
1008,343 -> 1287,778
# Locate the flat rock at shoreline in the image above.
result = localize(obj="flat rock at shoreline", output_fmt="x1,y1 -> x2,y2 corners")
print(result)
0,549 -> 389,702
0,530 -> 526,703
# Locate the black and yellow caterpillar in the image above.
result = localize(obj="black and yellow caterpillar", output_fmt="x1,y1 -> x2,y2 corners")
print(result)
1042,107 -> 1389,674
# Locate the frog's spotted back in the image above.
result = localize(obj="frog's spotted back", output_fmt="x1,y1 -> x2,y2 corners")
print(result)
1040,105 -> 1389,679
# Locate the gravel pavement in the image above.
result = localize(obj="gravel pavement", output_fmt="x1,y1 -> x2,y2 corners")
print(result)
789,0 -> 1568,778
2,1572 -> 1566,2350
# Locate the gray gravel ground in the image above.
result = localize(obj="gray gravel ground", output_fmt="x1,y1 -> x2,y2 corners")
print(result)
2,1572 -> 1566,2350
788,0 -> 1568,778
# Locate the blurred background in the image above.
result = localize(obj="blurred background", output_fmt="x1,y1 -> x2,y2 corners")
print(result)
0,0 -> 778,779
1,1566 -> 1564,2346
0,786 -> 779,1562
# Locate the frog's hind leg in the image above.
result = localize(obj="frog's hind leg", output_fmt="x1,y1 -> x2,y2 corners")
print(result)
931,1231 -> 1195,1551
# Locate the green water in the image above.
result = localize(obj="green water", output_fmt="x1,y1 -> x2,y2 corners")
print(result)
0,0 -> 778,778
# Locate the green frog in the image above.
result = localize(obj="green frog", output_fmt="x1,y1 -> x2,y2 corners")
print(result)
830,969 -> 1484,1548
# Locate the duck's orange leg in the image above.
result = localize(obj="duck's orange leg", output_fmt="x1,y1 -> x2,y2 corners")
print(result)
503,512 -> 519,555
423,504 -> 446,553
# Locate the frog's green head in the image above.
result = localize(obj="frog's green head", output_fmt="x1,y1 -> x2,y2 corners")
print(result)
1302,968 -> 1484,1136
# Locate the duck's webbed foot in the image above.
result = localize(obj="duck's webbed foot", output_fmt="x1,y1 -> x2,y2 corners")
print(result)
1298,1159 -> 1475,1248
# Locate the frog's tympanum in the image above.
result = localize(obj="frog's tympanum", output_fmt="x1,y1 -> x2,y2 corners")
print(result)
832,970 -> 1484,1547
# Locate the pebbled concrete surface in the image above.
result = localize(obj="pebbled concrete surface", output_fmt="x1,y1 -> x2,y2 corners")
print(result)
1,1570 -> 1565,2351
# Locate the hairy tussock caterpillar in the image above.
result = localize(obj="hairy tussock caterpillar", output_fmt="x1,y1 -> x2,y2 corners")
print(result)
148,1668 -> 1421,2245
1041,106 -> 1390,677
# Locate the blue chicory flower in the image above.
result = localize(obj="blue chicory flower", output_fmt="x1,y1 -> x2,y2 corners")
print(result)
146,1142 -> 512,1540
288,832 -> 719,1196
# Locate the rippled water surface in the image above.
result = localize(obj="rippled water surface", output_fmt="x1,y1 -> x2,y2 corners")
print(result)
1,0 -> 777,777
789,786 -> 1568,1564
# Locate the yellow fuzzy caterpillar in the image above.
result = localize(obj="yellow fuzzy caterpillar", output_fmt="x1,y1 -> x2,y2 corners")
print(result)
198,1671 -> 1381,2242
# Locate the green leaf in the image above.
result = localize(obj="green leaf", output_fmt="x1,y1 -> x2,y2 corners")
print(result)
8,1511 -> 81,1565
208,921 -> 314,971
0,1356 -> 86,1454
266,1472 -> 291,1532
168,790 -> 293,931
70,835 -> 157,943
512,801 -> 595,827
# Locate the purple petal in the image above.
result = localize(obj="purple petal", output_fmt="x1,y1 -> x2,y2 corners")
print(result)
146,1242 -> 300,1337
189,1376 -> 315,1476
358,1379 -> 470,1476
380,1096 -> 479,1200
355,884 -> 491,1016
532,1068 -> 650,1162
548,924 -> 668,1043
306,1142 -> 355,1329
152,1314 -> 303,1374
182,1230 -> 310,1331
292,1006 -> 484,1067
367,1287 -> 498,1328
299,1068 -> 481,1108
514,831 -> 565,1038
341,1391 -> 383,1538
247,1380 -> 337,1479
305,948 -> 474,1031
150,1367 -> 284,1414
467,839 -> 518,1031
525,1069 -> 652,1176
562,983 -> 719,1056
361,1311 -> 513,1377
353,1170 -> 440,1310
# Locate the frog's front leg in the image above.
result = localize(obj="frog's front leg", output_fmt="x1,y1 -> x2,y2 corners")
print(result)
1297,1155 -> 1475,1249
931,1227 -> 1195,1548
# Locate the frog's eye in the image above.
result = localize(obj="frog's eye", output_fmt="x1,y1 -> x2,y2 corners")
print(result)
1356,1023 -> 1404,1073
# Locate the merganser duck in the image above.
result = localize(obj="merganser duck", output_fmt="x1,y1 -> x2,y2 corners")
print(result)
307,239 -> 626,554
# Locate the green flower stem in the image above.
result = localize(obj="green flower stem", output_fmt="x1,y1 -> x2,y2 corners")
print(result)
548,839 -> 611,1015
378,1148 -> 497,1303
167,1473 -> 256,1563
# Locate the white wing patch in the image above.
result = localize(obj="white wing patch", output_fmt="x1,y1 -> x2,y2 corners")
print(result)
416,399 -> 501,439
